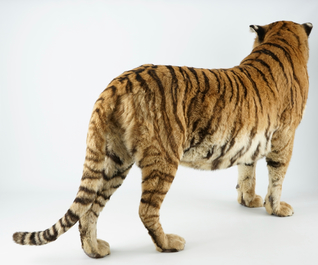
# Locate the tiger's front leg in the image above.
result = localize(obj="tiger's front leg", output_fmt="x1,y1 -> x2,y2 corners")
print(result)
264,131 -> 295,217
139,160 -> 185,252
236,163 -> 263,208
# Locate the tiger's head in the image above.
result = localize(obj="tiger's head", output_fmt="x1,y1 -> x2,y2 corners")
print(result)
250,21 -> 313,62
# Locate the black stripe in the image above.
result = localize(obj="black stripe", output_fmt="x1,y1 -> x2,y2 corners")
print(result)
211,144 -> 227,166
251,97 -> 259,139
220,117 -> 244,159
81,175 -> 101,180
230,72 -> 241,109
83,164 -> 103,174
239,67 -> 263,113
268,195 -> 274,209
251,143 -> 261,160
201,71 -> 210,102
245,64 -> 276,99
265,42 -> 296,76
178,66 -> 189,121
30,232 -> 36,245
135,72 -> 150,92
67,209 -> 79,222
166,66 -> 178,103
187,67 -> 200,87
184,68 -> 199,128
91,210 -> 99,218
103,163 -> 134,181
192,119 -> 200,132
230,70 -> 247,98
140,198 -> 160,209
223,71 -> 234,102
166,66 -> 185,134
37,232 -> 42,245
211,158 -> 222,170
142,170 -> 174,184
79,186 -> 96,195
74,197 -> 93,205
96,190 -> 110,201
94,200 -> 106,208
108,85 -> 117,96
52,225 -> 58,240
132,66 -> 148,75
266,158 -> 284,168
243,58 -> 277,87
252,48 -> 288,83
126,76 -> 133,93
141,214 -> 159,222
276,37 -> 297,53
86,146 -> 102,157
229,147 -> 245,167
146,228 -> 164,251
148,69 -> 179,159
278,23 -> 301,48
88,121 -> 104,147
268,21 -> 279,31
191,72 -> 227,148
105,148 -> 123,166
43,229 -> 50,242
21,232 -> 27,245
142,190 -> 167,196
205,145 -> 216,159
93,107 -> 107,132
264,42 -> 299,106
264,114 -> 271,142
64,214 -> 72,228
195,116 -> 214,147
85,156 -> 104,163
112,184 -> 122,189
95,97 -> 104,103
208,69 -> 221,93
43,225 -> 58,243
59,218 -> 66,232
102,172 -> 126,181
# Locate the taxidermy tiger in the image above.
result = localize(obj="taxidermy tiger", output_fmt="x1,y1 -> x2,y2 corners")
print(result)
13,21 -> 313,258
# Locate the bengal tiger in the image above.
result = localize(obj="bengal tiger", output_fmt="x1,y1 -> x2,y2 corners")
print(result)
13,21 -> 312,258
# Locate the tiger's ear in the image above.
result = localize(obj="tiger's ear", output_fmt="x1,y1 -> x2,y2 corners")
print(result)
250,25 -> 266,42
302,22 -> 313,36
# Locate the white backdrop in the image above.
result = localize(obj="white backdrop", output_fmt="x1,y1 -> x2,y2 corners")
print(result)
1,1 -> 318,265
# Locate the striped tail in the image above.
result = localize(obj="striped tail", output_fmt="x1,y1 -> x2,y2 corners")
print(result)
12,175 -> 102,246
13,208 -> 81,245
13,100 -> 108,246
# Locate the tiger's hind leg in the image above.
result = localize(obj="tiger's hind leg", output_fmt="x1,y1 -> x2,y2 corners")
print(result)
264,131 -> 295,217
139,159 -> 185,252
236,163 -> 263,208
79,160 -> 134,258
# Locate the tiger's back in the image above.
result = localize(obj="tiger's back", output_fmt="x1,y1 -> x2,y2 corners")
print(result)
13,21 -> 312,258
104,21 -> 309,170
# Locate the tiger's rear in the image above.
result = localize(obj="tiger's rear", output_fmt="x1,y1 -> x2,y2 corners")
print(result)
13,21 -> 312,258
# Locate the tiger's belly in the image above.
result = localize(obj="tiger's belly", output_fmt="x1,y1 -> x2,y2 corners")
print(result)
180,132 -> 272,170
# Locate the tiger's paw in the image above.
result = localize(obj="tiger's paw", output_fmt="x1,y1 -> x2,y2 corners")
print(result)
264,199 -> 294,217
83,239 -> 110,259
156,234 -> 186,253
238,194 -> 263,208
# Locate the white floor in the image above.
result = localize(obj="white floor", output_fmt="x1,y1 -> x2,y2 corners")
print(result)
2,169 -> 318,265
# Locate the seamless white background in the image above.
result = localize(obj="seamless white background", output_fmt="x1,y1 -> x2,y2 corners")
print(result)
1,1 -> 318,264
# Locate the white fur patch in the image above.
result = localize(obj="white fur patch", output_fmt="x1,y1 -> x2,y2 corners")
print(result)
250,25 -> 258,33
305,22 -> 313,28
180,130 -> 273,171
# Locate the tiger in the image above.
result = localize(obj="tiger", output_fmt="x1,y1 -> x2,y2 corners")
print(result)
13,21 -> 313,258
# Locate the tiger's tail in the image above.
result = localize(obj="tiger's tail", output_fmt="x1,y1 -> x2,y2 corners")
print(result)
13,100 -> 108,246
